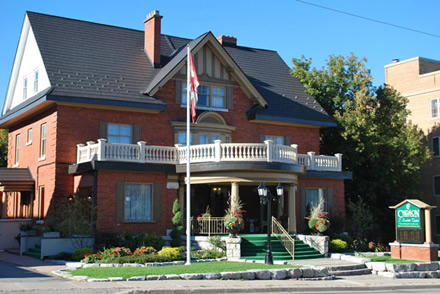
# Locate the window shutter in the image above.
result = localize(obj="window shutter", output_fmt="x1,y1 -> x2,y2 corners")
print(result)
99,122 -> 108,139
285,136 -> 291,146
326,188 -> 334,217
175,80 -> 182,104
300,188 -> 307,219
132,125 -> 141,143
259,134 -> 266,143
152,183 -> 162,221
226,86 -> 233,109
116,182 -> 125,222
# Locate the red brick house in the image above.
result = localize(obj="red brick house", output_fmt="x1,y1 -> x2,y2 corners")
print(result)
0,11 -> 350,239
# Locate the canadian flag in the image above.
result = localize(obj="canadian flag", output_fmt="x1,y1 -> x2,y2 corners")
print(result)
188,51 -> 199,123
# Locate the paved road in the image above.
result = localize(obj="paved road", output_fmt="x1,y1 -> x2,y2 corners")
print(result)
2,251 -> 440,294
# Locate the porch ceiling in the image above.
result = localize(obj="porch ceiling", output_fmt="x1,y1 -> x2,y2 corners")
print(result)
182,170 -> 299,185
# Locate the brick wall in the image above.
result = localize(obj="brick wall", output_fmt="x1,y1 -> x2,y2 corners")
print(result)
96,170 -> 176,235
296,178 -> 345,232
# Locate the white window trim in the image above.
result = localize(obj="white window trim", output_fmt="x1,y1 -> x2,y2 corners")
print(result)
432,98 -> 440,119
40,123 -> 47,159
26,129 -> 32,146
15,134 -> 20,166
34,68 -> 39,93
181,83 -> 228,111
23,76 -> 28,100
107,123 -> 133,144
123,182 -> 154,223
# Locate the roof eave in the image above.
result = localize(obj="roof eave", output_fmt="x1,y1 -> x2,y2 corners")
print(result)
250,113 -> 337,128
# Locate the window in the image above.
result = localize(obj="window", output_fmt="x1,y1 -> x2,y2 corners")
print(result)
177,132 -> 192,145
433,137 -> 440,157
15,134 -> 20,165
432,98 -> 440,119
26,128 -> 32,145
124,183 -> 152,221
107,123 -> 132,144
265,135 -> 285,145
182,83 -> 226,109
434,176 -> 440,196
40,123 -> 46,159
305,188 -> 327,212
23,77 -> 28,99
34,70 -> 39,93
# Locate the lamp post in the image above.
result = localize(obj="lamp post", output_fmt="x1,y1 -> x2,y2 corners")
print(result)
257,183 -> 284,265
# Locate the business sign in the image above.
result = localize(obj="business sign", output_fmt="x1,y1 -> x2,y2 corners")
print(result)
396,203 -> 421,229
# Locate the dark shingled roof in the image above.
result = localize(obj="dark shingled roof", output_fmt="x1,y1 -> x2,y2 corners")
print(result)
3,11 -> 335,127
0,168 -> 34,182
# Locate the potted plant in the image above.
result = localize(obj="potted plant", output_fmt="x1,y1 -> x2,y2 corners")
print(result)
306,198 -> 330,235
224,200 -> 245,237
19,222 -> 36,236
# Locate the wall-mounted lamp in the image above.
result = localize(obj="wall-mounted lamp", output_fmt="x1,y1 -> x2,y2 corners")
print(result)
67,194 -> 74,201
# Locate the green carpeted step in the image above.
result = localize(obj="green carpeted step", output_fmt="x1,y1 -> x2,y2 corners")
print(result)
23,251 -> 41,259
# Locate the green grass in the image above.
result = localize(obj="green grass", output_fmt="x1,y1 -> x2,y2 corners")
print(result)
362,255 -> 426,263
68,261 -> 301,279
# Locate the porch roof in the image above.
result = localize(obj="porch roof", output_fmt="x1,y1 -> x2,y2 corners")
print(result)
0,168 -> 35,192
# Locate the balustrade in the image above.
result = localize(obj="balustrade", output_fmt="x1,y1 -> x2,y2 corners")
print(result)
76,139 -> 342,171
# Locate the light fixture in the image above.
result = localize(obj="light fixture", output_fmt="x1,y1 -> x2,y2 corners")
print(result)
257,183 -> 267,197
87,194 -> 93,201
276,183 -> 284,197
67,194 -> 74,201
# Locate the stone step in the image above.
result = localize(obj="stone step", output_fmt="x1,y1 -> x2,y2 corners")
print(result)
329,267 -> 372,276
326,264 -> 367,271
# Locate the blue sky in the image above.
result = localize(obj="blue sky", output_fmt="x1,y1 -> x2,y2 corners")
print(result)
1,0 -> 439,109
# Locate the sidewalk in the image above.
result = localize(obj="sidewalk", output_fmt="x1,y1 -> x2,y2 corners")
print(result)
1,251 -> 440,293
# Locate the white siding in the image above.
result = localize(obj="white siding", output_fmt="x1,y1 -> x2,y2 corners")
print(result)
4,15 -> 50,114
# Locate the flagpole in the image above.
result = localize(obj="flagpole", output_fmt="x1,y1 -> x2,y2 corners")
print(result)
185,44 -> 191,265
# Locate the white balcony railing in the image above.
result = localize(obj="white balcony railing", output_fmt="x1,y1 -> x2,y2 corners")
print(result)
77,139 -> 342,172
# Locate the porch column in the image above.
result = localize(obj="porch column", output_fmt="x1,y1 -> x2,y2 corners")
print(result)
231,182 -> 239,205
288,184 -> 297,234
278,190 -> 284,218
425,208 -> 433,244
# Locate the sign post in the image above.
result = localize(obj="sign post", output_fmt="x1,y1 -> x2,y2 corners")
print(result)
389,199 -> 438,262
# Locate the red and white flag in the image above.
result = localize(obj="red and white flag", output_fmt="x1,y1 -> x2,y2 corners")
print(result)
188,51 -> 199,123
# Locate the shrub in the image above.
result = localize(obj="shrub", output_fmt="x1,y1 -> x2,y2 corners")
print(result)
118,231 -> 136,251
332,234 -> 353,247
94,232 -> 120,250
209,236 -> 226,251
157,247 -> 182,261
72,247 -> 94,261
134,232 -> 149,248
114,254 -> 174,264
147,233 -> 165,251
46,252 -> 73,261
134,246 -> 157,255
351,238 -> 369,252
191,249 -> 225,259
329,239 -> 348,252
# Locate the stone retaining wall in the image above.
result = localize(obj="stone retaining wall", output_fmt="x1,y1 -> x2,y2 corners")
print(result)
56,260 -> 332,282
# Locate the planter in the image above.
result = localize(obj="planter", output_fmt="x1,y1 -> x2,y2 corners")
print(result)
43,232 -> 60,238
20,231 -> 36,237
227,228 -> 240,238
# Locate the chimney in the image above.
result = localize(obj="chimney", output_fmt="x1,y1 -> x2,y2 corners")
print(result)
217,35 -> 237,47
144,10 -> 162,68
392,58 -> 400,63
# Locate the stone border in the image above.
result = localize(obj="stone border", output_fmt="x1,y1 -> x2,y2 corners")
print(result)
53,260 -> 332,282
331,253 -> 440,279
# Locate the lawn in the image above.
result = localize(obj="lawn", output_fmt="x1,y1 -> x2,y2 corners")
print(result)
68,261 -> 301,279
362,255 -> 426,263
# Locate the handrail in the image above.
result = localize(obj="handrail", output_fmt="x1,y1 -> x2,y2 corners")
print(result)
191,216 -> 227,236
272,216 -> 295,259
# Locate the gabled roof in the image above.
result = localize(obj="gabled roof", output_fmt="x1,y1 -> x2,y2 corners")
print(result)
2,11 -> 335,128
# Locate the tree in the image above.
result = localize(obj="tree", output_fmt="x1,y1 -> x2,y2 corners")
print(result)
291,54 -> 431,241
170,198 -> 184,247
0,129 -> 8,167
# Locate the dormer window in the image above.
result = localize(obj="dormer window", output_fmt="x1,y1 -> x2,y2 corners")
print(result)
23,77 -> 28,99
177,81 -> 232,111
34,70 -> 39,93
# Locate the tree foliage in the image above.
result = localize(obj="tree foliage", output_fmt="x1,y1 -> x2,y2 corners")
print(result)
291,54 -> 431,240
0,129 -> 8,167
